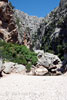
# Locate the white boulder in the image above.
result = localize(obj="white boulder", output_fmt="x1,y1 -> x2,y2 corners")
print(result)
3,62 -> 26,74
35,66 -> 48,76
35,50 -> 62,70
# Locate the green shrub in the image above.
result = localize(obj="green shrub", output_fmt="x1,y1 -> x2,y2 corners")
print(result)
26,63 -> 32,72
0,40 -> 38,68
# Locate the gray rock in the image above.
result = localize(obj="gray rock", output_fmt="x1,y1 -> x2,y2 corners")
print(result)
34,66 -> 48,76
13,64 -> 26,73
28,65 -> 48,76
14,10 -> 43,45
3,62 -> 26,74
35,50 -> 62,70
3,62 -> 15,74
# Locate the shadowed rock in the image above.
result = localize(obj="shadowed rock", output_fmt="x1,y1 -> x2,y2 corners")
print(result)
0,0 -> 8,2
59,0 -> 67,7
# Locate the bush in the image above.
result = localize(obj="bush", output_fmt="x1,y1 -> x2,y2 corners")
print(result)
0,40 -> 38,68
26,63 -> 32,72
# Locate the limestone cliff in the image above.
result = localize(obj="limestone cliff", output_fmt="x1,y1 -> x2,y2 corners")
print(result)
14,10 -> 43,47
0,0 -> 18,43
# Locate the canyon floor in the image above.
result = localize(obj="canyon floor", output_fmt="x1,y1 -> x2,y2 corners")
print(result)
0,73 -> 67,100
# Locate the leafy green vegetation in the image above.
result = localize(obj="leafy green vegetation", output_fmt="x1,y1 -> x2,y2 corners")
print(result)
0,40 -> 38,70
26,63 -> 32,72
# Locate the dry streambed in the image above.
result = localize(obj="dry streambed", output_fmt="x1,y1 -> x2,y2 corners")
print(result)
0,74 -> 67,100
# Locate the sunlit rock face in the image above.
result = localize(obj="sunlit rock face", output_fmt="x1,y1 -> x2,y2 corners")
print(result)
14,9 -> 43,46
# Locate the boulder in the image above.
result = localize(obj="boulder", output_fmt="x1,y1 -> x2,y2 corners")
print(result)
13,64 -> 26,73
28,65 -> 48,76
34,66 -> 48,76
35,50 -> 62,70
3,62 -> 15,74
3,62 -> 26,74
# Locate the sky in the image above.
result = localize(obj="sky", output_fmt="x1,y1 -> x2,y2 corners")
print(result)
9,0 -> 60,17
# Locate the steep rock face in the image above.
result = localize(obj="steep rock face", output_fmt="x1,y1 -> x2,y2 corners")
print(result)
33,0 -> 67,60
0,1 -> 18,43
14,10 -> 43,47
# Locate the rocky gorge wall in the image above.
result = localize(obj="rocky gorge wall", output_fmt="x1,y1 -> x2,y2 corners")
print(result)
0,0 -> 18,43
14,0 -> 67,51
14,10 -> 43,48
0,0 -> 67,76
14,0 -> 67,68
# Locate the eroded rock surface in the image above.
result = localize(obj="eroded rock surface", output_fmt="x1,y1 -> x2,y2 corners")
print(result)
0,1 -> 18,43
